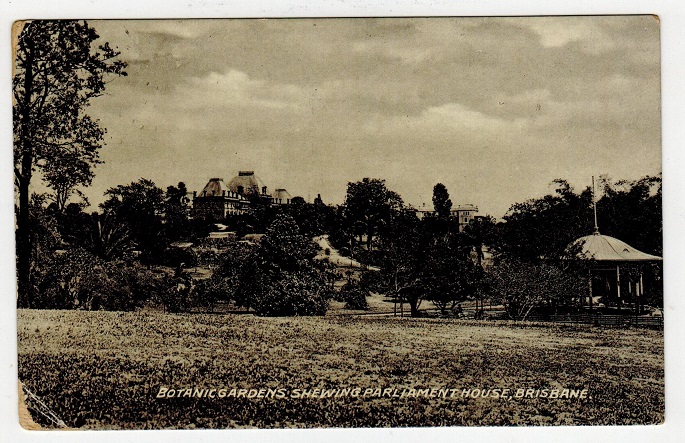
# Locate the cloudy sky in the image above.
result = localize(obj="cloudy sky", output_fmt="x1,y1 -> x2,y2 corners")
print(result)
80,16 -> 660,218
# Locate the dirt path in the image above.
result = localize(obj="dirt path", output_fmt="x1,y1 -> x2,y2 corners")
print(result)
313,235 -> 380,271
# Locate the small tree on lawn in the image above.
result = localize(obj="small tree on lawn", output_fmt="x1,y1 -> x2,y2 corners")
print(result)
193,241 -> 255,310
422,242 -> 475,315
374,209 -> 426,317
236,214 -> 329,316
339,279 -> 370,310
486,258 -> 586,320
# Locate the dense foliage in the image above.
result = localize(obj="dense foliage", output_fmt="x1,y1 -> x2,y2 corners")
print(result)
597,175 -> 662,256
100,179 -> 167,263
486,259 -> 588,320
14,21 -> 126,308
235,215 -> 330,316
339,280 -> 370,310
498,176 -> 662,260
348,180 -> 491,318
163,182 -> 192,241
498,180 -> 594,261
342,178 -> 404,251
32,248 -> 167,311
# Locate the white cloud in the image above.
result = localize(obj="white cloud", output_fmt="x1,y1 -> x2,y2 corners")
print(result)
423,103 -> 514,131
352,39 -> 437,64
506,17 -> 617,54
178,69 -> 306,111
139,20 -> 201,39
365,102 -> 527,139
84,17 -> 660,218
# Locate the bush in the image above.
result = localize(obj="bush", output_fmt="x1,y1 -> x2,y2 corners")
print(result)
248,272 -> 329,316
235,214 -> 329,316
156,274 -> 193,313
486,258 -> 586,320
33,248 -> 161,311
339,281 -> 370,310
160,246 -> 197,268
193,276 -> 234,311
359,270 -> 383,293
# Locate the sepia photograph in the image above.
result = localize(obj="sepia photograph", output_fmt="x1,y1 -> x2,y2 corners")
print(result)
12,14 -> 665,431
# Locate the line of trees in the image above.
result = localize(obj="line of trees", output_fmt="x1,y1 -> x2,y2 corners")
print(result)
20,168 -> 662,317
13,21 -> 662,318
332,180 -> 492,317
336,176 -> 662,319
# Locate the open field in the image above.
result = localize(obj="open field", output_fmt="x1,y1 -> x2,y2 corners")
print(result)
17,309 -> 663,429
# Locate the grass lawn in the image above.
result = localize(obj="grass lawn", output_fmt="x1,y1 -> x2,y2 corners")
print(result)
17,309 -> 663,429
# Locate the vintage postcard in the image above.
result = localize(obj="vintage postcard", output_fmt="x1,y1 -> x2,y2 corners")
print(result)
14,17 -> 663,430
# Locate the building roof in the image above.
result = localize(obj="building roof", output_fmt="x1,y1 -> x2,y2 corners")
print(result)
272,188 -> 292,202
570,232 -> 662,262
198,178 -> 249,201
227,171 -> 268,195
454,204 -> 478,212
200,178 -> 230,197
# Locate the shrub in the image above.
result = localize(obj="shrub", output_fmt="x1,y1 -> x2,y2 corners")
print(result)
486,258 -> 586,320
156,274 -> 193,313
235,215 -> 329,316
161,246 -> 198,268
339,281 -> 370,310
359,270 -> 383,293
193,276 -> 234,311
248,272 -> 329,316
33,248 -> 159,311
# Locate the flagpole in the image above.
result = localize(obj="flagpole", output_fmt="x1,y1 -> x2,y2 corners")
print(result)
592,176 -> 599,234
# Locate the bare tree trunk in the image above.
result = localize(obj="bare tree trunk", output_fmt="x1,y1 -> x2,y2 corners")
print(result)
16,41 -> 35,309
17,175 -> 32,309
409,297 -> 419,317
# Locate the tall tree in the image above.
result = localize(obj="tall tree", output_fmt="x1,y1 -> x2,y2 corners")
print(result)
432,183 -> 453,219
42,154 -> 93,212
14,21 -> 126,307
461,215 -> 498,268
499,180 -> 593,261
374,209 -> 426,317
163,182 -> 191,242
421,237 -> 473,315
597,175 -> 662,256
343,178 -> 403,251
101,179 -> 166,264
460,215 -> 498,312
